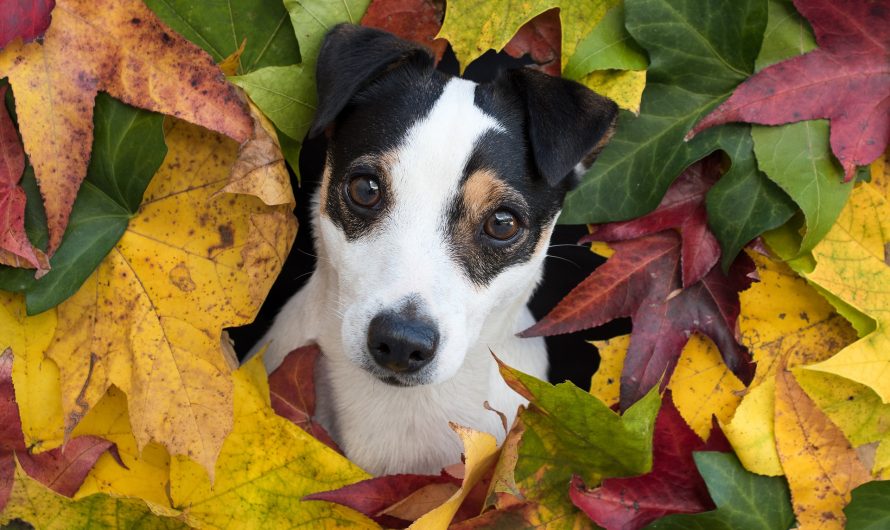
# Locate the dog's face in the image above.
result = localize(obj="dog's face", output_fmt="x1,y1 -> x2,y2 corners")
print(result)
309,25 -> 617,387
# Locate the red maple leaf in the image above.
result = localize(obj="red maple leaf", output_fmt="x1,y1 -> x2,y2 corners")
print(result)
0,350 -> 117,510
504,9 -> 561,77
569,393 -> 731,530
0,85 -> 48,275
361,0 -> 448,62
688,0 -> 890,180
268,344 -> 341,452
0,0 -> 55,49
581,156 -> 722,287
521,231 -> 755,409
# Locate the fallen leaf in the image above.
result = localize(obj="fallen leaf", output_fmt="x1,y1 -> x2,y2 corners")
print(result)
569,393 -> 730,530
437,0 -> 615,72
562,3 -> 647,78
170,355 -> 376,529
801,183 -> 890,402
523,231 -> 754,409
44,119 -> 296,477
383,482 -> 459,521
503,9 -> 561,77
583,156 -> 723,287
0,350 -> 115,512
0,0 -> 55,49
0,85 -> 47,274
690,0 -> 890,179
268,344 -> 339,452
577,69 -> 646,114
1,463 -> 188,529
845,480 -> 890,530
361,0 -> 447,62
498,361 -> 659,520
774,368 -> 870,529
560,0 -> 794,274
451,500 -> 590,529
644,452 -> 794,530
721,378 -> 783,476
590,336 -> 627,407
408,425 -> 499,529
0,0 -> 252,253
307,472 -> 460,528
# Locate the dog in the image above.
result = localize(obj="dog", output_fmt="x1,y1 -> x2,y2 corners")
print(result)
254,24 -> 617,476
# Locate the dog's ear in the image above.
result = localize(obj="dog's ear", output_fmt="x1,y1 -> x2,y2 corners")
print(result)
507,68 -> 618,188
309,24 -> 434,138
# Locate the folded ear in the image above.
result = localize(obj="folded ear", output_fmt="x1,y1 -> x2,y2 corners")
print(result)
507,68 -> 618,188
309,24 -> 434,138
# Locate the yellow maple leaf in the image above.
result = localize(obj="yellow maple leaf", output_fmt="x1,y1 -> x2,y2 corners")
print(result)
579,69 -> 646,114
722,378 -> 783,476
774,368 -> 870,530
409,425 -> 501,529
169,356 -> 376,529
589,336 -> 626,407
438,0 -> 617,71
802,182 -> 890,402
0,0 -> 252,253
1,462 -> 187,529
43,119 -> 296,477
0,292 -> 62,450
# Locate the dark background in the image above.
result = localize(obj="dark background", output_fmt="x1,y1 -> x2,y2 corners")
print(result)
228,47 -> 630,389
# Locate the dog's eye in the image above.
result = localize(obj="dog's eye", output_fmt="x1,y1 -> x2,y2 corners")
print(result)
346,175 -> 382,209
483,210 -> 520,241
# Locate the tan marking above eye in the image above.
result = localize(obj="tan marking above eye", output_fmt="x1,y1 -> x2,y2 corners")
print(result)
462,169 -> 510,220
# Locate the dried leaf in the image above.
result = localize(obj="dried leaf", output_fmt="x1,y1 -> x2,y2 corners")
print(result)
361,0 -> 447,61
0,0 -> 54,49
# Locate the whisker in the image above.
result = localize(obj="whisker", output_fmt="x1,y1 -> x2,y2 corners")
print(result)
545,253 -> 582,269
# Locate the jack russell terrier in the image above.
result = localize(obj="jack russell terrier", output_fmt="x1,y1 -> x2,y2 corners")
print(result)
254,24 -> 617,475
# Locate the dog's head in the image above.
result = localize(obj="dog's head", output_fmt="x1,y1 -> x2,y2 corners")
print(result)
309,25 -> 617,387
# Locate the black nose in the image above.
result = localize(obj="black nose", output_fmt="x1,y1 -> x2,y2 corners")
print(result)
367,311 -> 439,373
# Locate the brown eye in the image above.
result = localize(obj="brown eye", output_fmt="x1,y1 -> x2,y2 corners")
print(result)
346,175 -> 382,209
483,210 -> 520,241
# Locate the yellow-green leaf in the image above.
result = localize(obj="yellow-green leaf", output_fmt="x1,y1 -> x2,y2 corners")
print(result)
722,378 -> 783,476
579,69 -> 646,114
170,356 -> 377,529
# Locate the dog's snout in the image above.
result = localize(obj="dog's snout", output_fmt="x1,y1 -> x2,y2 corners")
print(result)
367,311 -> 439,374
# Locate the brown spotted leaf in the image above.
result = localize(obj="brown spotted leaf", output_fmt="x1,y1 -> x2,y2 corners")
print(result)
0,0 -> 252,253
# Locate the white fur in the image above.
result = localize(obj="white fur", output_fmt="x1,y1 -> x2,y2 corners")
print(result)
252,78 -> 551,475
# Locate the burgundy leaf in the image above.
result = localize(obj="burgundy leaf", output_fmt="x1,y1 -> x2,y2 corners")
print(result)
688,0 -> 890,179
504,9 -> 561,77
306,472 -> 460,528
0,85 -> 49,274
569,393 -> 731,530
268,344 -> 340,452
361,0 -> 447,62
0,0 -> 55,50
582,157 -> 723,287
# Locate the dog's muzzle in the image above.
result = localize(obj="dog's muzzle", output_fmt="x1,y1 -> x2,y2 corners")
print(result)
366,309 -> 439,384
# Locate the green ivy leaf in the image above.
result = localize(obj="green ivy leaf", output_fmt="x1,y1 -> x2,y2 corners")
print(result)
500,361 -> 659,512
845,480 -> 890,530
561,0 -> 795,267
562,4 -> 648,80
143,0 -> 299,74
645,452 -> 794,530
755,0 -> 816,71
0,94 -> 166,315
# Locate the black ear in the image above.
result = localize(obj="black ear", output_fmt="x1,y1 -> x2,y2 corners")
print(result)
507,68 -> 618,187
309,24 -> 434,138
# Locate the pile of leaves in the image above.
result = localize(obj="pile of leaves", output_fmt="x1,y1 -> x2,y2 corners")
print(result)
0,0 -> 888,528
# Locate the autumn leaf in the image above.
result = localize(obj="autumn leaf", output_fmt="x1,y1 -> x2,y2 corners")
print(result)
644,452 -> 794,530
774,368 -> 870,529
690,0 -> 889,180
560,0 -> 794,272
437,0 -> 615,72
43,119 -> 296,477
523,231 -> 754,408
169,356 -> 376,529
268,344 -> 339,451
361,0 -> 447,62
582,156 -> 723,287
721,379 -> 783,477
307,472 -> 461,528
561,4 -> 646,79
502,9 -> 561,77
0,0 -> 54,49
845,480 -> 890,530
569,393 -> 731,530
0,351 -> 116,513
0,84 -> 47,275
0,0 -> 252,254
800,182 -> 890,402
1,463 -> 187,530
